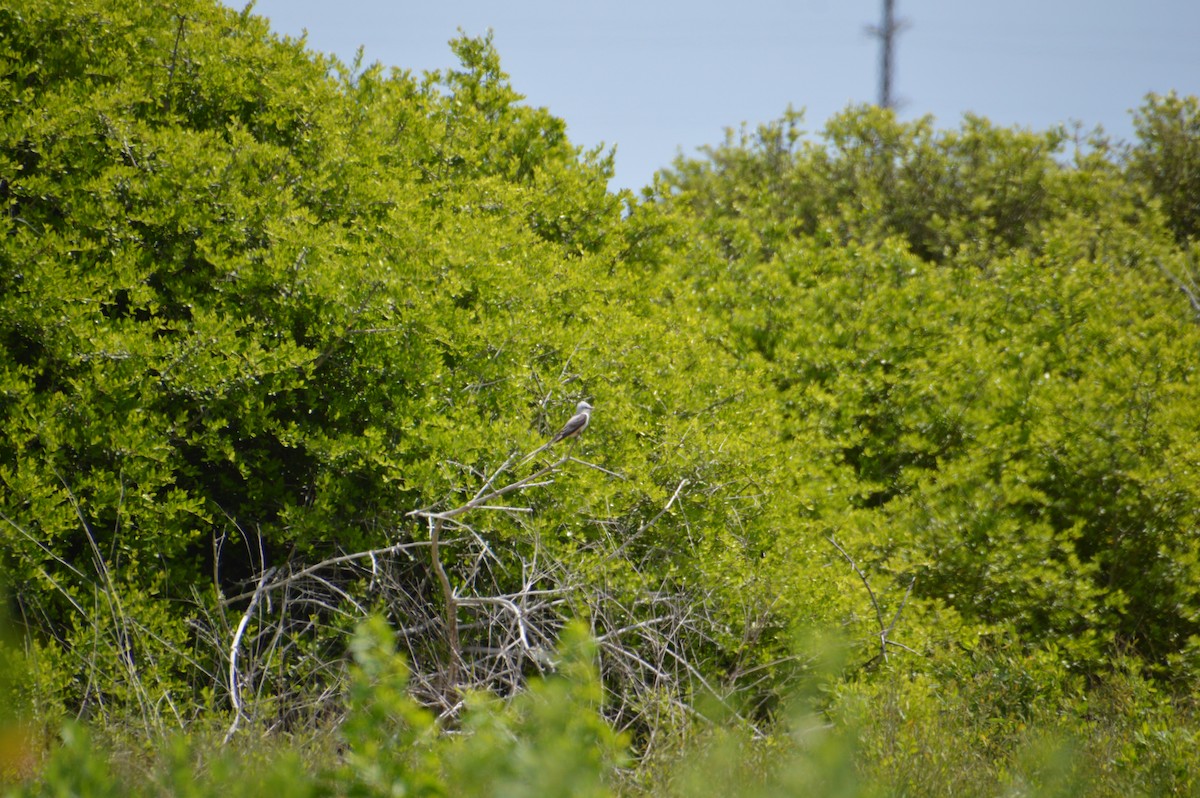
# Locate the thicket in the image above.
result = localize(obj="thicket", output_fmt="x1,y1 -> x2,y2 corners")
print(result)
2,0 -> 1199,794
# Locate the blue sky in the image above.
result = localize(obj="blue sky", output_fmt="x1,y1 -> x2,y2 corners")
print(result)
229,0 -> 1200,191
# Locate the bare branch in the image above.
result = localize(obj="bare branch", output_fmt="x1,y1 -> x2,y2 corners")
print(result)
827,537 -> 919,668
568,456 -> 628,480
428,516 -> 462,693
223,566 -> 276,745
608,479 -> 689,562
409,455 -> 570,521
1156,257 -> 1200,320
827,536 -> 886,635
220,540 -> 433,605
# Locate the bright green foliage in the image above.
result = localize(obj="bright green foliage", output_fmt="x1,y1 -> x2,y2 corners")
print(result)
337,616 -> 630,797
335,615 -> 443,797
653,104 -> 1200,677
4,0 -> 1200,794
1130,92 -> 1200,242
8,720 -> 322,798
834,647 -> 1200,797
653,106 -> 1082,265
442,622 -> 629,798
18,722 -> 122,798
0,0 -> 760,712
7,616 -> 629,798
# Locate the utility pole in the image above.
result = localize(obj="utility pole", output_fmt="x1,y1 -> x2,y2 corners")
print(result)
866,0 -> 907,109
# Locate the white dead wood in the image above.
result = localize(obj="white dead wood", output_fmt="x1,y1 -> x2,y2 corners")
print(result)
223,565 -> 276,744
203,416 -> 769,759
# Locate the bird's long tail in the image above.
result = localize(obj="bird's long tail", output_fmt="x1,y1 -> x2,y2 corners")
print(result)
517,439 -> 555,467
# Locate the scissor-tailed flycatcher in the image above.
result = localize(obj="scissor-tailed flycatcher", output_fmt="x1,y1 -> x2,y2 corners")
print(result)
521,400 -> 592,464
549,400 -> 592,445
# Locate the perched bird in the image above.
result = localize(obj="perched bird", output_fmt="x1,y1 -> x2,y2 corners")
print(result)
549,400 -> 592,445
521,400 -> 593,465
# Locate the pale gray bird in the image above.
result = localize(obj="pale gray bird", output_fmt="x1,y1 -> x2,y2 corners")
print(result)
549,400 -> 592,445
519,400 -> 594,466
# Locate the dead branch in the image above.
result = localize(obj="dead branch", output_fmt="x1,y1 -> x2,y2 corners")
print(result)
827,536 -> 918,669
223,565 -> 276,745
220,539 -> 432,605
200,433 -> 768,761
1156,256 -> 1200,320
408,454 -> 570,522
607,478 -> 689,562
428,516 -> 462,692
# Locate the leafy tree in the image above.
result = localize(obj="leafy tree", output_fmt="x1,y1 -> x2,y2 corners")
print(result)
1129,91 -> 1200,243
652,102 -> 1200,676
5,0 -> 1200,793
1,0 -> 795,734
